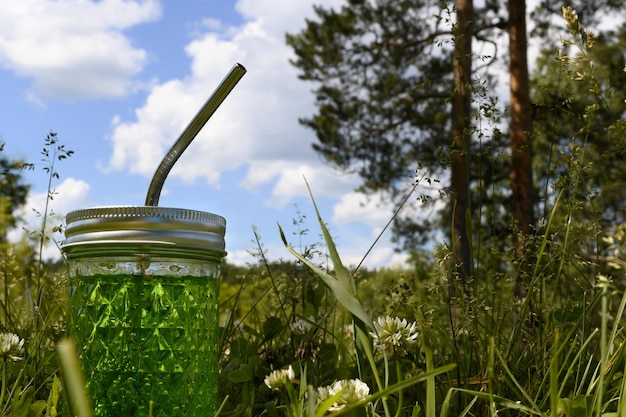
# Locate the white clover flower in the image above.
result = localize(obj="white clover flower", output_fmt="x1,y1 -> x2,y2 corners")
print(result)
317,379 -> 370,412
332,379 -> 370,406
290,316 -> 323,360
370,316 -> 418,357
0,332 -> 24,362
264,365 -> 295,391
290,316 -> 314,335
316,384 -> 335,403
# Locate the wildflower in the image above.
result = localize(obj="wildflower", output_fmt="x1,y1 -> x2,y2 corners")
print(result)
370,316 -> 418,357
0,333 -> 24,362
290,316 -> 321,360
290,316 -> 314,335
317,379 -> 370,412
316,384 -> 334,403
295,336 -> 322,361
264,365 -> 295,391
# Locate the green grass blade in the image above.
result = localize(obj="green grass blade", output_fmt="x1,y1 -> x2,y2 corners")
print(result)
494,348 -> 540,410
57,338 -> 93,417
279,224 -> 375,330
424,342 -> 436,417
442,388 -> 542,416
332,364 -> 457,416
303,177 -> 353,291
550,331 -> 559,417
440,388 -> 478,417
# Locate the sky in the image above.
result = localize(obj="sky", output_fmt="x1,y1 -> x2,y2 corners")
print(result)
0,0 -> 429,268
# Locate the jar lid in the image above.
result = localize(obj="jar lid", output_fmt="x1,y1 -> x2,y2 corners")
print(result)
61,206 -> 226,256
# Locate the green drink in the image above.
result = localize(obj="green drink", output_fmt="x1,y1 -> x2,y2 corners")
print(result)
62,207 -> 226,416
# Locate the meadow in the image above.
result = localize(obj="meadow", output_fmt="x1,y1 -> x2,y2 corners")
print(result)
1,7 -> 626,417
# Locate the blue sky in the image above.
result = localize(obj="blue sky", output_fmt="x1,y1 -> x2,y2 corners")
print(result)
0,0 -> 437,268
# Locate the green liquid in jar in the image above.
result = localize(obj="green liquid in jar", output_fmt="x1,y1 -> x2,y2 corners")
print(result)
69,273 -> 219,417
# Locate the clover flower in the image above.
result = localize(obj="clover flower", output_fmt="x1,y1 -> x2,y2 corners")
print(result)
370,316 -> 418,357
290,316 -> 314,335
290,316 -> 321,360
0,333 -> 24,362
264,365 -> 295,391
316,379 -> 370,412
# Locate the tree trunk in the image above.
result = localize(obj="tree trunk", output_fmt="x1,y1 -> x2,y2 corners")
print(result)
450,0 -> 474,289
508,0 -> 534,298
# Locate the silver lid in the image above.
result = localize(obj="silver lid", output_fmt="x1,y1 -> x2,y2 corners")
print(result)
61,206 -> 226,256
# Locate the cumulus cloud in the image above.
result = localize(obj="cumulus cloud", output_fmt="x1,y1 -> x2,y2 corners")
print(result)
333,193 -> 395,228
235,0 -> 345,35
238,161 -> 359,207
100,0 -> 426,270
106,0 -> 350,201
0,0 -> 161,100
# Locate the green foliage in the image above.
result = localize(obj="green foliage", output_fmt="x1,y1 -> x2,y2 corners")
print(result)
532,13 -> 626,238
0,144 -> 31,242
286,0 -> 457,249
208,6 -> 626,417
2,5 -> 626,417
0,133 -> 72,416
286,0 -> 626,262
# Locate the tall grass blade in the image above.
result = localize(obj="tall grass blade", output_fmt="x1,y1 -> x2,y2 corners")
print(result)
278,228 -> 374,330
494,347 -> 540,411
424,342 -> 436,417
332,364 -> 457,416
550,331 -> 559,417
440,388 -> 542,417
57,338 -> 93,417
303,177 -> 352,291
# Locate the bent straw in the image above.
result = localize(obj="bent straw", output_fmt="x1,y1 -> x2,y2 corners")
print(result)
145,63 -> 247,206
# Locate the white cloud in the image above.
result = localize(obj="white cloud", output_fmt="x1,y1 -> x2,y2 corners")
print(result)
106,0 -> 348,202
235,0 -> 345,35
224,249 -> 256,266
0,0 -> 161,100
333,192 -> 394,227
348,246 -> 410,270
238,162 -> 359,207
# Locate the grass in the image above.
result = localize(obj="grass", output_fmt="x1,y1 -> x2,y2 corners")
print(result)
0,6 -> 625,417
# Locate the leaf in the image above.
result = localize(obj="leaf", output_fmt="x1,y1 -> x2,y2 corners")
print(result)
278,224 -> 374,330
9,387 -> 47,417
28,401 -> 47,417
263,316 -> 283,341
303,177 -> 353,293
263,401 -> 280,417
225,365 -> 253,383
558,395 -> 593,417
278,177 -> 375,330
47,374 -> 60,416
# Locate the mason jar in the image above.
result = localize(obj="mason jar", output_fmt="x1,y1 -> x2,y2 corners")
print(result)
61,206 -> 226,417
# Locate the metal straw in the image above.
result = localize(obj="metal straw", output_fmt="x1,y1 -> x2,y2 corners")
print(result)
145,63 -> 247,206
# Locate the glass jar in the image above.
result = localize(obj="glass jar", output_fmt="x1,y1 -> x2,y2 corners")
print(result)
61,206 -> 226,417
